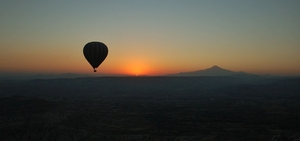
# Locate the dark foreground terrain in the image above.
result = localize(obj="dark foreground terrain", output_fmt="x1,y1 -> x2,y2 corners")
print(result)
1,76 -> 300,140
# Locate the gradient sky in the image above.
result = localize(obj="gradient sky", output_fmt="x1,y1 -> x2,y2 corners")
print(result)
1,0 -> 300,76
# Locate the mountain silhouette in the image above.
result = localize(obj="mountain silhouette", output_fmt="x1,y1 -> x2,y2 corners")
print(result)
169,65 -> 241,76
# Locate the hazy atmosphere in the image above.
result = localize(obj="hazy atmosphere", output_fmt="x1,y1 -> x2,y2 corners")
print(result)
1,0 -> 300,76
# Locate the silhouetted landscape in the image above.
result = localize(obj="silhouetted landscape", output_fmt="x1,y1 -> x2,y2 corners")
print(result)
1,67 -> 300,140
2,0 -> 300,140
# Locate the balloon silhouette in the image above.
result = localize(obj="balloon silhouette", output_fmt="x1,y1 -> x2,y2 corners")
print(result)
83,42 -> 108,72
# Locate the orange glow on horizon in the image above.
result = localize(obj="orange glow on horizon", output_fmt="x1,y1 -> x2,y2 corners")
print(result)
123,61 -> 150,76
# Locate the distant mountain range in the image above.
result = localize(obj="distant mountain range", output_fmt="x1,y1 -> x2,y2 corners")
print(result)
0,72 -> 131,80
168,65 -> 257,77
1,65 -> 284,81
0,73 -> 90,80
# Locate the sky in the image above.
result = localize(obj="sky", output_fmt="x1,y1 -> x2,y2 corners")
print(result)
1,0 -> 300,76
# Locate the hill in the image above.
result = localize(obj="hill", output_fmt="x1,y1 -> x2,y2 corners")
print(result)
169,65 -> 249,76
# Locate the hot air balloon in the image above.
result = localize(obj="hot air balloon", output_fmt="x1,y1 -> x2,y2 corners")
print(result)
83,42 -> 108,72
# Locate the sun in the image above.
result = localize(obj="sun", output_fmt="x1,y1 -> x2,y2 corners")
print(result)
123,61 -> 149,76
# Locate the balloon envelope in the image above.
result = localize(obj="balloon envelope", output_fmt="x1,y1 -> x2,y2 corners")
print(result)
83,42 -> 108,72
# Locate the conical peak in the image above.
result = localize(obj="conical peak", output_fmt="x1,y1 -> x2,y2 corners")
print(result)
211,65 -> 221,69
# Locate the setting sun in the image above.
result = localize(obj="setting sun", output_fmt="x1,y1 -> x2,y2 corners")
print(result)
123,60 -> 150,76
